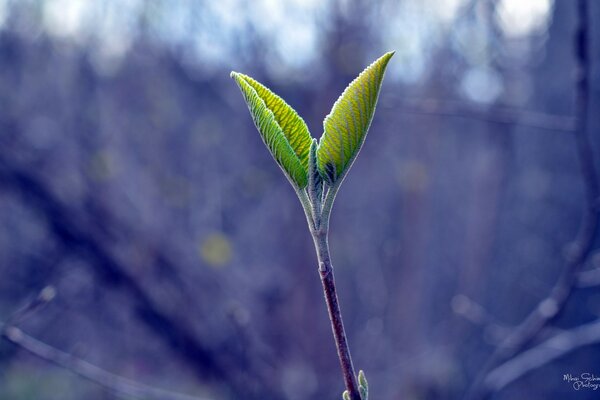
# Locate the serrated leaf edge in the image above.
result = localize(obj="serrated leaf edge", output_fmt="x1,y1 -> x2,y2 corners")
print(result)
317,51 -> 394,186
231,71 -> 309,188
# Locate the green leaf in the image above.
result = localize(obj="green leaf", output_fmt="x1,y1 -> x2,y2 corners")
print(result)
317,51 -> 394,185
231,72 -> 312,188
358,370 -> 368,390
342,390 -> 350,400
357,370 -> 369,399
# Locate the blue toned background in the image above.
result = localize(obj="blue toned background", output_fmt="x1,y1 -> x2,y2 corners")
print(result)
1,1 -> 600,399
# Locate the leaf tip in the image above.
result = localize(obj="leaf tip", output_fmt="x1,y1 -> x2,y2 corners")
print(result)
230,71 -> 246,83
379,51 -> 395,67
316,51 -> 394,186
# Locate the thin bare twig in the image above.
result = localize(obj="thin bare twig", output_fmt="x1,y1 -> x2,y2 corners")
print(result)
384,98 -> 576,133
4,286 -> 56,328
0,155 -> 279,399
465,1 -> 600,398
0,161 -> 228,378
485,318 -> 600,392
452,294 -> 510,344
1,288 -> 208,400
2,327 -> 209,400
577,268 -> 600,288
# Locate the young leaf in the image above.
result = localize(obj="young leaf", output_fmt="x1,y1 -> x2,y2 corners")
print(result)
231,72 -> 312,188
317,51 -> 394,185
358,370 -> 368,390
358,370 -> 368,399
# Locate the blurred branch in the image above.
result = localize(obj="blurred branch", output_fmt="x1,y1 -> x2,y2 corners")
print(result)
3,286 -> 56,328
484,318 -> 600,392
388,98 -> 576,133
0,160 -> 225,372
465,1 -> 600,398
1,288 -> 208,400
576,251 -> 600,288
577,268 -> 600,288
0,160 -> 279,399
451,294 -> 510,344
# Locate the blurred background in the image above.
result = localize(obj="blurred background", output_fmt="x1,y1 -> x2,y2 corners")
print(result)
1,0 -> 600,399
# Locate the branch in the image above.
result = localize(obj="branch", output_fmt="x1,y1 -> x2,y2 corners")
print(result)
452,294 -> 510,344
484,318 -> 600,392
577,268 -> 600,288
0,160 -> 280,399
465,1 -> 600,398
4,286 -> 57,328
0,165 -> 222,373
385,98 -> 576,133
1,288 -> 208,400
2,327 -> 208,400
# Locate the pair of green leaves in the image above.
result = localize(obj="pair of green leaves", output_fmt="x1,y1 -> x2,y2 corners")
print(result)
231,52 -> 394,191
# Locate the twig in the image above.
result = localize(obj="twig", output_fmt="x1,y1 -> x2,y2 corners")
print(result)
0,161 -> 230,381
2,327 -> 209,400
4,286 -> 56,327
484,318 -> 600,392
465,1 -> 600,398
573,0 -> 600,203
1,288 -> 208,400
451,294 -> 510,344
577,268 -> 600,288
385,98 -> 576,133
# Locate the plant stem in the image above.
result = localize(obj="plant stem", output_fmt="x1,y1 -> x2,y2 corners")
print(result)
298,182 -> 360,399
312,230 -> 361,400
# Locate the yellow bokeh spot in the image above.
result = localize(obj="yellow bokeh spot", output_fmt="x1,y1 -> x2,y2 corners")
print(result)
200,233 -> 232,268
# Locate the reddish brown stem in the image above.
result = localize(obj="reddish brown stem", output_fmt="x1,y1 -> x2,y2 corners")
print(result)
314,233 -> 360,400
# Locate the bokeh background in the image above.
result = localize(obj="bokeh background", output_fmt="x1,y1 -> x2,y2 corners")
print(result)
1,0 -> 600,399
